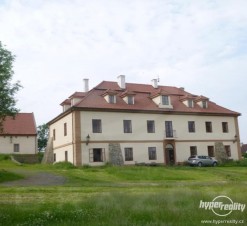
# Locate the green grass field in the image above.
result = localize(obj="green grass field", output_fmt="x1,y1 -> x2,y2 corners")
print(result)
0,159 -> 246,226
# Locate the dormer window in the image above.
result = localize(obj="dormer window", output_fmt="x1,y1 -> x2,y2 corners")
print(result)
202,100 -> 208,109
180,95 -> 195,108
162,95 -> 169,105
127,96 -> 134,105
150,90 -> 173,109
120,90 -> 136,105
195,96 -> 209,109
109,95 -> 116,104
188,99 -> 194,108
102,89 -> 118,104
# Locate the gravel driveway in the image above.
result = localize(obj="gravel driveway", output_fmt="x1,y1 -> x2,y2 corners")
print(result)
1,171 -> 66,186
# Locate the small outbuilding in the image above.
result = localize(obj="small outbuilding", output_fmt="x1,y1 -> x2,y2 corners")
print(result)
0,113 -> 37,154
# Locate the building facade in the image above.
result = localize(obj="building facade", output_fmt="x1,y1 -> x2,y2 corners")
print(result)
0,113 -> 37,154
48,76 -> 241,166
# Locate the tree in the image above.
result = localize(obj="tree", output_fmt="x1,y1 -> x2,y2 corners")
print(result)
0,41 -> 22,130
37,124 -> 49,152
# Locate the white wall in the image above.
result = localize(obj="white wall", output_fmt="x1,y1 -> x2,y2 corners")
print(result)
80,111 -> 239,165
49,110 -> 240,165
80,111 -> 237,142
49,113 -> 73,163
50,113 -> 73,148
53,145 -> 73,163
0,136 -> 37,154
175,141 -> 238,163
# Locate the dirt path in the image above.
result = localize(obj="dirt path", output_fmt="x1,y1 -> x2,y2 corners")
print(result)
1,171 -> 66,186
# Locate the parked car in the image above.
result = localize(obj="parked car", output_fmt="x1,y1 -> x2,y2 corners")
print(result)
188,155 -> 218,167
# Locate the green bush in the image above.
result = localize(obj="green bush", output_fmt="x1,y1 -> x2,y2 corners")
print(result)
220,159 -> 247,167
0,154 -> 11,161
37,152 -> 44,163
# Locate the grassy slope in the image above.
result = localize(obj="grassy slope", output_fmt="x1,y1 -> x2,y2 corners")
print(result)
0,160 -> 246,226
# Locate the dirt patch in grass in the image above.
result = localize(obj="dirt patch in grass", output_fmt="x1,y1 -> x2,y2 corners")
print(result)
1,171 -> 66,187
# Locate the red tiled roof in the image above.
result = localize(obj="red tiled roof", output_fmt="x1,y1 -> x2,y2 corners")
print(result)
60,99 -> 71,106
0,113 -> 37,136
69,81 -> 240,116
69,92 -> 87,98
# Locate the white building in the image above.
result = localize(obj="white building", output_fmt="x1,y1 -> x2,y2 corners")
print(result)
0,113 -> 37,154
48,76 -> 241,166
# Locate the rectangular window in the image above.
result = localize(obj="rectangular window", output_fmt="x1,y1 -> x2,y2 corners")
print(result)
127,96 -> 134,105
109,95 -> 116,104
208,146 -> 215,157
147,120 -> 155,133
190,146 -> 197,156
162,95 -> 169,105
148,147 -> 157,160
202,100 -> 207,109
222,122 -> 229,133
89,148 -> 105,162
53,129 -> 56,140
92,119 -> 102,133
125,148 -> 133,161
54,153 -> 56,162
65,151 -> 68,162
165,121 -> 173,138
225,145 -> 231,157
13,144 -> 20,152
205,122 -> 212,133
188,100 -> 194,108
188,121 -> 195,133
64,123 -> 67,136
123,120 -> 132,133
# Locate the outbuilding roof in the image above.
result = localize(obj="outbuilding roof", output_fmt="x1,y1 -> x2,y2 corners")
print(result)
0,113 -> 37,136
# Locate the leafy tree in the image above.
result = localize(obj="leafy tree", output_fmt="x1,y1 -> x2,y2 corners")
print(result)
37,124 -> 49,152
0,41 -> 22,130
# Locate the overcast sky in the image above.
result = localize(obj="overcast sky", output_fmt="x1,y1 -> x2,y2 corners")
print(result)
0,0 -> 246,143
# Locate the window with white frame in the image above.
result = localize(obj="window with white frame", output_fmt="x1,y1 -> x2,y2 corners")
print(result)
188,99 -> 194,108
109,95 -> 116,104
127,96 -> 134,105
161,95 -> 169,105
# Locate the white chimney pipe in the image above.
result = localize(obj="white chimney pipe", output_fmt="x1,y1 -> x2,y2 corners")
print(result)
117,75 -> 126,89
83,78 -> 89,92
151,79 -> 158,88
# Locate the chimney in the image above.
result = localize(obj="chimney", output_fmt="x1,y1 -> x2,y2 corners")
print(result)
151,79 -> 158,88
117,75 -> 126,89
83,78 -> 89,92
179,87 -> 185,91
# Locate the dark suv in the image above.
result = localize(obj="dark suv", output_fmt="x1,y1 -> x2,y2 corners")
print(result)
188,155 -> 218,167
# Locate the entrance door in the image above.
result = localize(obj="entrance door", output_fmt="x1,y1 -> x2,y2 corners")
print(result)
165,144 -> 175,165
